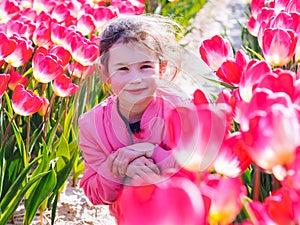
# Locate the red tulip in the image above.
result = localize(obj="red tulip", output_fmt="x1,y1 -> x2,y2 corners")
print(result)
117,172 -> 207,225
0,74 -> 10,97
8,68 -> 28,90
52,74 -> 78,97
0,32 -> 17,60
4,34 -> 34,67
32,50 -> 64,83
111,0 -> 145,15
200,173 -> 247,225
216,50 -> 249,86
12,84 -> 42,116
199,35 -> 233,71
264,187 -> 300,224
246,201 -> 277,225
262,28 -> 297,67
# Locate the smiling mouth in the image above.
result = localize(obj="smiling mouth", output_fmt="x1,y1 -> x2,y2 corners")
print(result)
126,88 -> 147,94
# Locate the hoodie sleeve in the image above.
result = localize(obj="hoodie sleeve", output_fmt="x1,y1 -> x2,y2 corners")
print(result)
78,105 -> 122,204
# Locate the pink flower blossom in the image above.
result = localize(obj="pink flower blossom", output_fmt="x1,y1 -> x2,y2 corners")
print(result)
0,73 -> 10,97
117,172 -> 207,225
262,28 -> 297,66
200,173 -> 247,225
52,74 -> 78,97
167,98 -> 227,172
199,35 -> 233,71
240,89 -> 300,172
4,34 -> 33,67
12,84 -> 42,116
32,49 -> 64,83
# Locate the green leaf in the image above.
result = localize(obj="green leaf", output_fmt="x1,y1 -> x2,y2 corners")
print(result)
24,168 -> 57,225
0,156 -> 41,211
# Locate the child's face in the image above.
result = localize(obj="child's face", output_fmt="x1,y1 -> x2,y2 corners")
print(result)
106,42 -> 160,106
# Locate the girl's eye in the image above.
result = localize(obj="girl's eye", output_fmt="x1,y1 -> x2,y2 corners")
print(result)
118,67 -> 128,71
141,65 -> 153,69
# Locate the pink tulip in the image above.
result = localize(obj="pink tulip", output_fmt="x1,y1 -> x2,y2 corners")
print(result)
32,0 -> 55,14
69,34 -> 99,66
262,28 -> 297,67
4,34 -> 33,67
0,32 -> 16,60
85,6 -> 116,32
12,84 -> 42,116
0,74 -> 10,97
240,89 -> 300,172
239,59 -> 272,102
111,0 -> 145,15
256,69 -> 296,102
8,68 -> 28,90
213,132 -> 252,177
77,14 -> 96,36
51,3 -> 75,26
216,50 -> 249,86
32,24 -> 52,47
0,0 -> 20,23
286,0 -> 300,13
117,172 -> 207,225
5,19 -> 35,39
48,45 -> 71,68
167,99 -> 227,172
199,35 -> 233,71
52,74 -> 78,97
247,7 -> 275,37
200,173 -> 247,225
32,50 -> 64,83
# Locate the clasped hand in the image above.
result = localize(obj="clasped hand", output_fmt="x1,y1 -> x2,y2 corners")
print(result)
107,142 -> 160,182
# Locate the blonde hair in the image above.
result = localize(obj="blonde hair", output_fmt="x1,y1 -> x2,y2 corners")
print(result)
99,14 -> 182,80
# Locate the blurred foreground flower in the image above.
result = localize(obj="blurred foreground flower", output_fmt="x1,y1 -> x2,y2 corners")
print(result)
117,172 -> 208,225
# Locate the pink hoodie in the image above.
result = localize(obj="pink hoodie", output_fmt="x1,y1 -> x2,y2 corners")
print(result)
79,90 -> 186,206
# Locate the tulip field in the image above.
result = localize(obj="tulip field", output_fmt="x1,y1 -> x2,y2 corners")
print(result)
0,0 -> 299,224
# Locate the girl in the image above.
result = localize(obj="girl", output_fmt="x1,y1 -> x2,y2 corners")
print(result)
79,14 -> 189,221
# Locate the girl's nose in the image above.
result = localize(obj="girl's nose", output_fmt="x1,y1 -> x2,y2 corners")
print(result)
128,70 -> 142,83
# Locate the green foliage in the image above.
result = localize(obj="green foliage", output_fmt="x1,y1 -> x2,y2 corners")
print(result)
146,0 -> 207,35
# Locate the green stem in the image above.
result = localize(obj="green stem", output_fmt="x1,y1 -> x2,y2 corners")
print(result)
26,116 -> 30,162
1,113 -> 17,146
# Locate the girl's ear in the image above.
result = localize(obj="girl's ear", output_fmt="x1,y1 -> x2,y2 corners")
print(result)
159,60 -> 168,75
